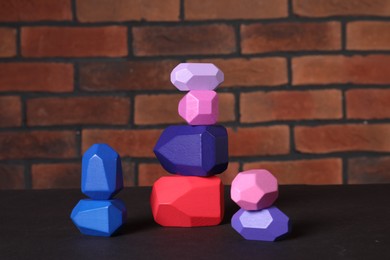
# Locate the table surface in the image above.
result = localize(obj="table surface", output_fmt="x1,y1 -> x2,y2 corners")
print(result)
0,185 -> 389,260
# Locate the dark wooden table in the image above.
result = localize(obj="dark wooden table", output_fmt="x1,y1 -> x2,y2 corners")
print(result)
0,185 -> 389,259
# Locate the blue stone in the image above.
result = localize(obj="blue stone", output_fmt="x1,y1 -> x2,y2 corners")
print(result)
154,125 -> 228,176
82,143 -> 123,200
231,207 -> 291,241
71,199 -> 127,237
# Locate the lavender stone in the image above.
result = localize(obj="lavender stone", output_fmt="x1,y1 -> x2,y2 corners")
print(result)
231,207 -> 291,241
170,63 -> 224,91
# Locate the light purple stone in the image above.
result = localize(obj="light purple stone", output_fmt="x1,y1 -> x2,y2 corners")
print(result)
231,207 -> 291,242
170,63 -> 224,91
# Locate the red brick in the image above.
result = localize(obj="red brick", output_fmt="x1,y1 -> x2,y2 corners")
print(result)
0,96 -> 22,127
219,93 -> 236,123
346,89 -> 390,119
77,0 -> 179,22
228,126 -> 289,157
347,22 -> 390,50
293,0 -> 390,17
0,164 -> 25,189
295,124 -> 390,153
190,58 -> 287,87
185,0 -> 287,20
348,156 -> 390,184
138,163 -> 169,186
31,163 -> 80,189
79,60 -> 177,91
135,94 -> 181,125
132,25 -> 236,56
0,131 -> 77,160
134,93 -> 235,125
0,28 -> 16,57
0,0 -> 72,22
122,161 -> 135,187
0,63 -> 73,92
241,22 -> 341,54
27,96 -> 130,126
240,90 -> 342,123
292,55 -> 390,85
21,26 -> 127,58
82,129 -> 162,158
218,162 -> 240,185
243,158 -> 343,185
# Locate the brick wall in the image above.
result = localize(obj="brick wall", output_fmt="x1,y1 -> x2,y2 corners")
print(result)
0,0 -> 389,189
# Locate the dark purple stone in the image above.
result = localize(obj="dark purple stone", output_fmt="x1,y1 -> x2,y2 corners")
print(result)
154,125 -> 228,176
231,207 -> 291,241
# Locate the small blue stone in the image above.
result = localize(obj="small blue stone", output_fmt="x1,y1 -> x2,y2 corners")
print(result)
71,199 -> 127,237
154,125 -> 228,176
82,144 -> 123,200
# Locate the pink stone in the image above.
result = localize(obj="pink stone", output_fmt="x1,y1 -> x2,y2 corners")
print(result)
231,169 -> 279,210
178,90 -> 218,125
171,63 -> 224,91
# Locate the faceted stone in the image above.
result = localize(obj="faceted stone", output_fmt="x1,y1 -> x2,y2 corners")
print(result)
82,143 -> 123,200
151,176 -> 224,227
153,125 -> 228,176
170,63 -> 224,91
231,169 -> 278,210
71,199 -> 127,237
178,90 -> 218,125
231,207 -> 291,241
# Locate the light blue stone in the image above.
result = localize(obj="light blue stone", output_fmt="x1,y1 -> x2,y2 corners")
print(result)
82,143 -> 123,199
71,199 -> 127,237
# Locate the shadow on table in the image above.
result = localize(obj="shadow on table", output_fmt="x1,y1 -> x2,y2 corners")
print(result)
118,216 -> 156,235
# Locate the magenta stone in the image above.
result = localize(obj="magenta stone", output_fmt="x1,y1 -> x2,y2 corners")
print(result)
170,63 -> 224,91
231,207 -> 291,242
178,90 -> 218,125
231,169 -> 278,211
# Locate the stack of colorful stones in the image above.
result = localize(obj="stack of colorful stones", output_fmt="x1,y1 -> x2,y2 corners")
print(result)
151,63 -> 229,227
71,144 -> 127,236
230,169 -> 291,241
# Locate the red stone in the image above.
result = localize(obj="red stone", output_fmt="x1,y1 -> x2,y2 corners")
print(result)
150,176 -> 224,227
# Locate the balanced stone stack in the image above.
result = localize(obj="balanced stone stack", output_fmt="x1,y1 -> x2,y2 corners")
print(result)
231,169 -> 291,241
71,144 -> 127,236
151,63 -> 229,227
